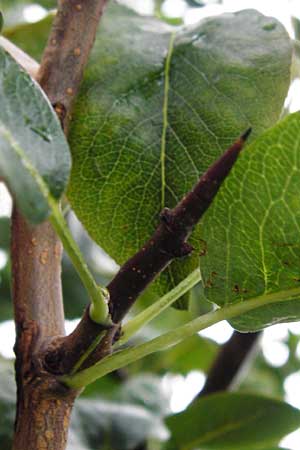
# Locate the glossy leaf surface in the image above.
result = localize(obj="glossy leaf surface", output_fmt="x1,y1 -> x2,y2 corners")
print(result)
68,3 -> 291,306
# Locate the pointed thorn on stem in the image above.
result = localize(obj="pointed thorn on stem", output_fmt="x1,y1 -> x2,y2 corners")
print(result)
241,127 -> 252,142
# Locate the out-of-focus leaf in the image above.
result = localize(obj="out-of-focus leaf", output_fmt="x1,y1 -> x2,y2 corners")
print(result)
68,2 -> 292,310
1,0 -> 55,28
201,112 -> 300,331
0,358 -> 16,449
117,374 -> 171,416
70,398 -> 169,450
165,392 -> 300,449
0,217 -> 10,250
0,47 -> 71,223
3,14 -> 53,61
129,333 -> 217,375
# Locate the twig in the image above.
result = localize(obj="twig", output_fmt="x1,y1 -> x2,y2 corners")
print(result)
108,128 -> 252,324
47,129 -> 251,375
62,282 -> 300,388
198,331 -> 261,398
37,0 -> 107,131
11,0 -> 108,401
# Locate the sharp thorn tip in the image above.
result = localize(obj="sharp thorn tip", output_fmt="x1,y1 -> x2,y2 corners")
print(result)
241,127 -> 252,141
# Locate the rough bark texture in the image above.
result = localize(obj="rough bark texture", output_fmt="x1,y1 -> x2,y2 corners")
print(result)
38,0 -> 107,131
11,1 -> 108,449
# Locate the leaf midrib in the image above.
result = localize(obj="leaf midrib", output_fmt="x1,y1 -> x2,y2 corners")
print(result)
161,31 -> 176,209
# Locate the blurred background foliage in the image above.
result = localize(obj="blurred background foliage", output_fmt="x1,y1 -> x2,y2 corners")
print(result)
1,0 -> 300,449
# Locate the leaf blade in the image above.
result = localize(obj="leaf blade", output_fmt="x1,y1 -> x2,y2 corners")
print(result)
165,392 -> 300,449
68,4 -> 292,306
0,47 -> 71,223
201,112 -> 300,330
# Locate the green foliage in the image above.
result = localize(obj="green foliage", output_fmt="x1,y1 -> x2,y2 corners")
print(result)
165,392 -> 300,449
201,112 -> 300,331
68,2 -> 292,309
0,47 -> 71,223
3,14 -> 53,61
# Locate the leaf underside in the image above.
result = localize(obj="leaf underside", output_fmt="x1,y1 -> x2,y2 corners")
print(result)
0,47 -> 71,223
68,3 -> 292,308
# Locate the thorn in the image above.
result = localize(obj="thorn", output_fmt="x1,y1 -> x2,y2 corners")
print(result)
241,127 -> 252,142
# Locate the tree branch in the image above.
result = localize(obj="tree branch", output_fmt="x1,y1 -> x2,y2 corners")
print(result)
44,128 -> 251,375
198,331 -> 261,398
37,0 -> 107,131
108,128 -> 252,325
11,1 -> 108,448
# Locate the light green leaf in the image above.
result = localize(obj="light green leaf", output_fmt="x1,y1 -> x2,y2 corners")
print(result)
68,3 -> 292,308
0,47 -> 71,223
165,392 -> 300,449
201,112 -> 300,331
3,14 -> 53,61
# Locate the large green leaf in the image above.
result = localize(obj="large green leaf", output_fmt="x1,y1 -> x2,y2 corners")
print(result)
0,47 -> 71,223
165,392 -> 300,449
201,112 -> 300,331
68,2 -> 292,307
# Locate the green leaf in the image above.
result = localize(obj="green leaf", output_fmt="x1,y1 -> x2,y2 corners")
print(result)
0,47 -> 71,223
70,397 -> 169,450
129,333 -> 218,375
165,392 -> 300,449
201,112 -> 300,331
68,3 -> 292,308
117,374 -> 171,417
0,358 -> 15,449
3,14 -> 53,61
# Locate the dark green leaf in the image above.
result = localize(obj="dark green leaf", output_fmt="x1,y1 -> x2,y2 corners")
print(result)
0,47 -> 71,223
0,217 -> 10,250
201,112 -> 300,331
165,392 -> 300,449
70,397 -> 169,450
68,3 -> 292,308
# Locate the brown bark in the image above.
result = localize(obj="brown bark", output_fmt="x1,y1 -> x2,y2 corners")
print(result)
11,1 -> 108,449
198,331 -> 261,398
41,129 -> 251,374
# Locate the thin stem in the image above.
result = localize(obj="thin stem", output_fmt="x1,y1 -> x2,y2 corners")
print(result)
49,202 -> 110,324
1,123 -> 109,324
62,284 -> 300,389
117,268 -> 201,347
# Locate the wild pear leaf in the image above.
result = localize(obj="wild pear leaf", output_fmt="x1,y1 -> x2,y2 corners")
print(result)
68,3 -> 291,307
201,112 -> 300,331
0,47 -> 71,223
165,392 -> 300,449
